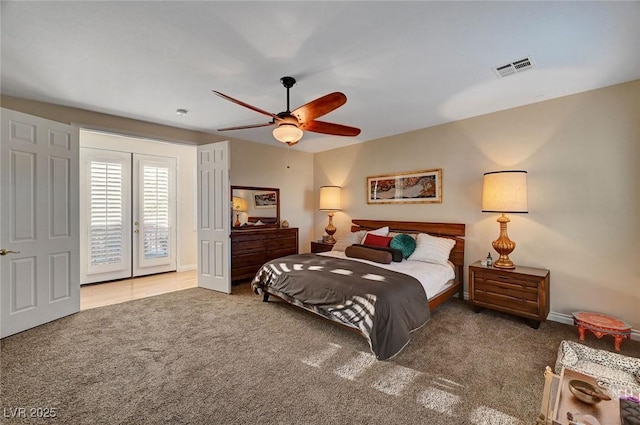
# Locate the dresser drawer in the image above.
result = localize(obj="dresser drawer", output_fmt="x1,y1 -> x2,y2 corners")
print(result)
232,252 -> 267,268
269,247 -> 297,260
233,239 -> 266,254
267,235 -> 298,250
231,266 -> 262,281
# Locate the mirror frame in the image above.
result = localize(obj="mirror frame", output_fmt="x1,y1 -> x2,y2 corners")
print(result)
230,185 -> 280,229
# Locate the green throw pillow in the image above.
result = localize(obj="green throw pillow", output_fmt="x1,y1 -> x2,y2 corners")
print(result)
390,233 -> 417,259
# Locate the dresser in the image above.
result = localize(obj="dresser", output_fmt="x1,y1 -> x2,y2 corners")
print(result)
231,227 -> 298,282
468,261 -> 550,329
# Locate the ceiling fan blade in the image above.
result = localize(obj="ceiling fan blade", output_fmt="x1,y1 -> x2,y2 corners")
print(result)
213,90 -> 281,121
217,122 -> 274,131
301,120 -> 361,137
292,92 -> 347,123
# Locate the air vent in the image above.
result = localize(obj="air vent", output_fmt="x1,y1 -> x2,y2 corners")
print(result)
492,56 -> 536,79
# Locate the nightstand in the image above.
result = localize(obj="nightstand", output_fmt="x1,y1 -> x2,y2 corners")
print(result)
311,240 -> 334,253
468,261 -> 550,329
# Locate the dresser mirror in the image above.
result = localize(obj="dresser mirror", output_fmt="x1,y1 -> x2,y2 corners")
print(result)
231,186 -> 280,228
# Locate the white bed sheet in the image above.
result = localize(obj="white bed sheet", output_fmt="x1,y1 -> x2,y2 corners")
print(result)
317,251 -> 455,299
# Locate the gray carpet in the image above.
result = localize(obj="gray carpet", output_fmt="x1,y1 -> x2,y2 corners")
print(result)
2,283 -> 639,425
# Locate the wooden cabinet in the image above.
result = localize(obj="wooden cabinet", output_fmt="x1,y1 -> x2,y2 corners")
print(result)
469,261 -> 550,329
310,241 -> 334,253
231,228 -> 298,282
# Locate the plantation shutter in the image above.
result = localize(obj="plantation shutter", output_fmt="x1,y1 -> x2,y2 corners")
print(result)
80,148 -> 132,283
142,165 -> 170,260
90,161 -> 124,265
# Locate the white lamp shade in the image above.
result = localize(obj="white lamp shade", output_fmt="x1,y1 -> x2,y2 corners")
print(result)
273,124 -> 303,144
232,196 -> 246,212
319,186 -> 342,211
482,171 -> 528,213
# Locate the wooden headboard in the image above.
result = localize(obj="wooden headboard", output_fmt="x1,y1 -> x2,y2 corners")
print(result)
350,219 -> 466,282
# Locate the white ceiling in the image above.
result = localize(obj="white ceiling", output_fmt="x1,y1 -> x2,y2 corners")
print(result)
2,1 -> 640,153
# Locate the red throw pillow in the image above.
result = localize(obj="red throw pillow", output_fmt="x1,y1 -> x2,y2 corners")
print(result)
363,233 -> 392,247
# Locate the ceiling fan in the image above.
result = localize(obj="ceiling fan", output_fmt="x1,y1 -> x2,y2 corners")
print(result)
213,76 -> 361,146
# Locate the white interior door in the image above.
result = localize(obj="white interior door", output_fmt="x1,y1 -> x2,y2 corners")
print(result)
1,108 -> 80,338
132,154 -> 176,277
80,148 -> 132,284
197,141 -> 230,293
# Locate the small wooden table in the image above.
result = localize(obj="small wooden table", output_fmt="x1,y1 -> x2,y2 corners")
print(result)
572,311 -> 631,351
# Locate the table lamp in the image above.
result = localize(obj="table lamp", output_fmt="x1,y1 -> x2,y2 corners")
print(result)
319,186 -> 341,244
232,196 -> 246,227
482,170 -> 528,269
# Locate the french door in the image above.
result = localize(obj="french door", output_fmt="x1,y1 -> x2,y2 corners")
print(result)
80,148 -> 176,284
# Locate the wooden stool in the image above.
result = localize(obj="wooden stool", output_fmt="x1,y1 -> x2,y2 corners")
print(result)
572,311 -> 631,351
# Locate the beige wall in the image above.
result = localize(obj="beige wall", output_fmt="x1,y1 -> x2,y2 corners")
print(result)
230,139 -> 315,252
5,81 -> 638,332
314,80 -> 640,331
80,130 -> 198,271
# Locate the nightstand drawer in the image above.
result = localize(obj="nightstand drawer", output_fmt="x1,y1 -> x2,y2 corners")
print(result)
311,241 -> 334,253
474,279 -> 538,301
473,291 -> 539,316
473,271 -> 540,289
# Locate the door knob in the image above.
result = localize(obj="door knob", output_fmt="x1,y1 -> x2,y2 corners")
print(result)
0,249 -> 21,256
134,229 -> 139,233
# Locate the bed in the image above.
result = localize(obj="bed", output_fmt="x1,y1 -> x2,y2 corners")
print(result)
251,219 -> 465,360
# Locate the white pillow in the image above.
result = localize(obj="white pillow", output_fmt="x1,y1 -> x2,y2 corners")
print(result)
332,231 -> 366,252
407,233 -> 455,266
360,226 -> 389,244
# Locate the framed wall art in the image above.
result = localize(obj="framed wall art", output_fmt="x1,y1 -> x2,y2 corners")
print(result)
253,190 -> 278,208
367,168 -> 442,204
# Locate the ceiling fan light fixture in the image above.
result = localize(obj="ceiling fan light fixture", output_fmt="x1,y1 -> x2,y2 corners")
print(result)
273,124 -> 303,145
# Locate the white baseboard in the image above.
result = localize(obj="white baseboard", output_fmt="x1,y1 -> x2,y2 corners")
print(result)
547,311 -> 573,325
177,264 -> 197,272
462,292 -> 639,341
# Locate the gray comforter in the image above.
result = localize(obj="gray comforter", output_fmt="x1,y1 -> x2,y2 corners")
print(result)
251,253 -> 430,360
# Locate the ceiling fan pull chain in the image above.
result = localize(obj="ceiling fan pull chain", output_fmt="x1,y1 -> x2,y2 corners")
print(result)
286,144 -> 291,169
